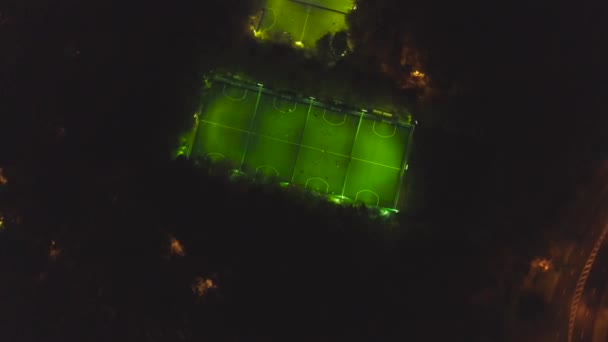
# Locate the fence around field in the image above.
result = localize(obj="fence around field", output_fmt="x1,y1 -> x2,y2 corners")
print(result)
191,75 -> 415,209
289,0 -> 355,14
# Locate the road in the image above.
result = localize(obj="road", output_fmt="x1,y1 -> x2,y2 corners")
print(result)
550,204 -> 608,341
549,237 -> 597,341
570,235 -> 608,342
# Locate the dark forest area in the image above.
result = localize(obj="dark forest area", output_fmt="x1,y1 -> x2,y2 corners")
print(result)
1,0 -> 607,340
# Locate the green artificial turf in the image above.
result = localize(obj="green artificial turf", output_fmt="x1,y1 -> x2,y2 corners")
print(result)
191,78 -> 413,209
258,0 -> 351,48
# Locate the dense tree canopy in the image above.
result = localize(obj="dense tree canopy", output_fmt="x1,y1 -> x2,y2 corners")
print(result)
0,155 -> 518,341
347,0 -> 608,237
1,0 -> 259,162
1,0 -> 607,340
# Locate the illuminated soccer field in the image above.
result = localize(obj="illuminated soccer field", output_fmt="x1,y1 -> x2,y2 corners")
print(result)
191,76 -> 414,209
256,0 -> 354,48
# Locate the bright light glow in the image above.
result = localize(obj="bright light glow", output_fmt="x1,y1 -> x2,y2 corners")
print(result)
257,83 -> 264,87
170,237 -> 185,257
0,215 -> 4,230
531,257 -> 552,272
411,70 -> 425,78
279,181 -> 290,187
192,277 -> 217,298
405,164 -> 409,170
252,29 -> 262,38
330,196 -> 343,204
294,41 -> 304,48
0,168 -> 7,185
176,145 -> 187,156
379,208 -> 399,216
329,195 -> 350,205
49,240 -> 61,259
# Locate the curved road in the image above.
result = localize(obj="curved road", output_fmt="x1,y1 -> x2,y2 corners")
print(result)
571,233 -> 608,342
550,211 -> 608,341
548,232 -> 599,341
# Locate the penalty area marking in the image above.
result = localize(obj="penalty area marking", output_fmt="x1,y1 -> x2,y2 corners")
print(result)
255,164 -> 280,176
355,190 -> 380,206
372,121 -> 397,138
273,97 -> 297,113
305,177 -> 330,194
206,152 -> 225,161
322,109 -> 346,126
222,84 -> 248,101
259,7 -> 277,32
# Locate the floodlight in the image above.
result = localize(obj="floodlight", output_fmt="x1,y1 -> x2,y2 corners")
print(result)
380,208 -> 399,216
192,77 -> 416,211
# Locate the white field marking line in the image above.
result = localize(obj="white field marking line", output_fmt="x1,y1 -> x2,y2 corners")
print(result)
272,97 -> 297,113
255,165 -> 280,176
222,84 -> 248,101
200,119 -> 401,171
299,5 -> 312,42
568,223 -> 608,342
305,177 -> 330,193
206,152 -> 225,160
322,109 -> 346,126
355,190 -> 380,206
372,120 -> 397,138
261,7 -> 277,32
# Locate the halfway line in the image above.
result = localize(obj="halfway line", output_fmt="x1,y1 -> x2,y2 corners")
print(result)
200,119 -> 401,171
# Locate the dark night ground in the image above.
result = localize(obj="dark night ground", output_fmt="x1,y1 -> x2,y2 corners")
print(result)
1,0 -> 607,341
